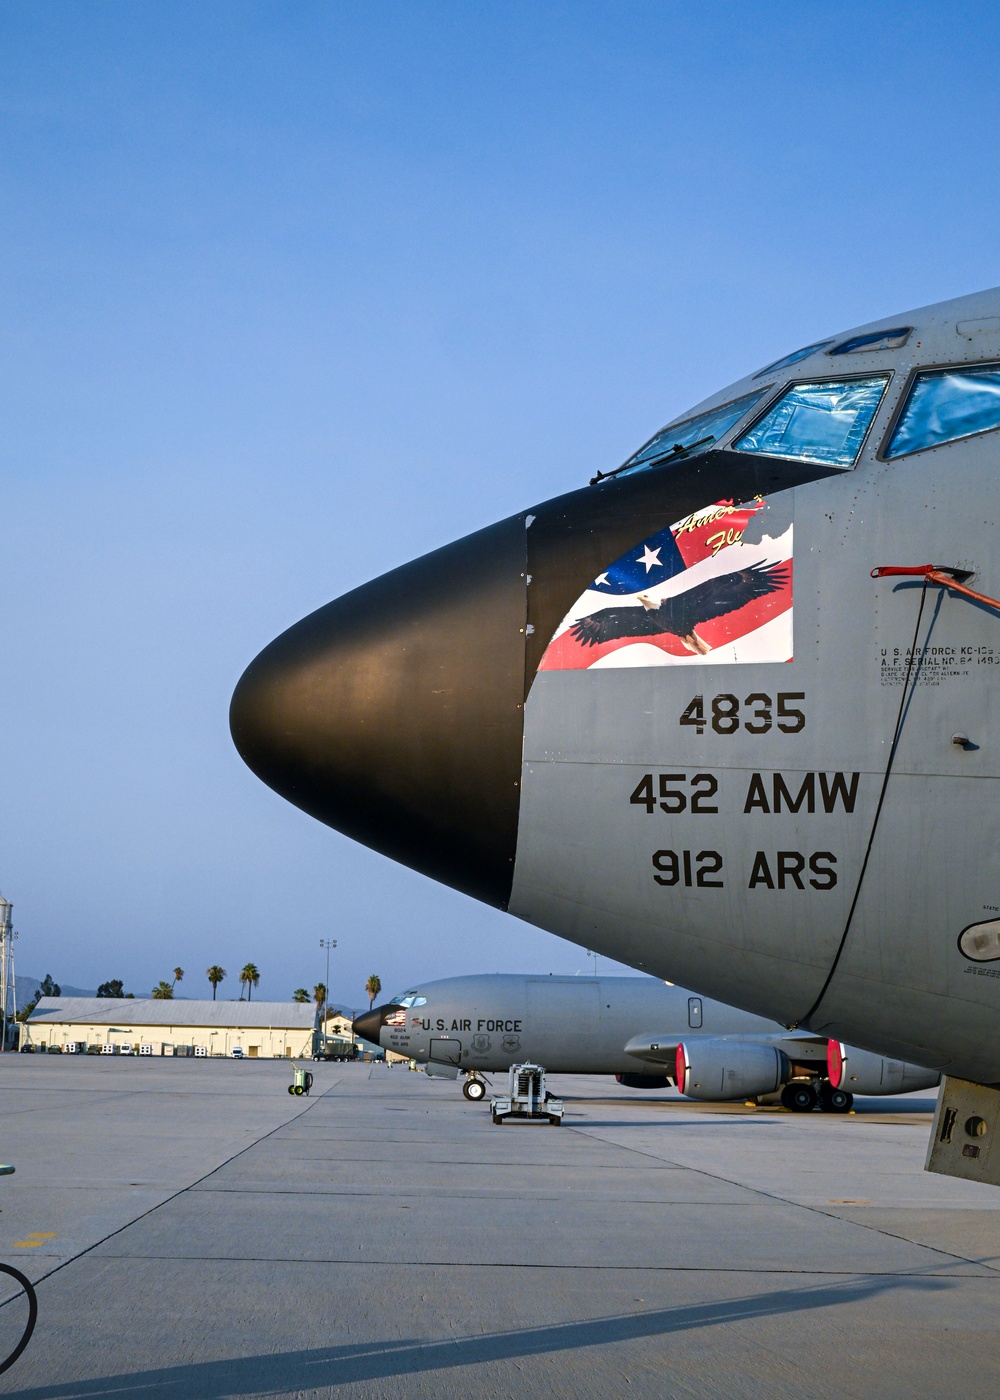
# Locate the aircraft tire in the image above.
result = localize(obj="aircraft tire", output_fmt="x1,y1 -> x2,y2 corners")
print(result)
781,1082 -> 818,1113
287,1085 -> 295,1095
819,1084 -> 853,1114
0,1262 -> 37,1376
463,1078 -> 486,1101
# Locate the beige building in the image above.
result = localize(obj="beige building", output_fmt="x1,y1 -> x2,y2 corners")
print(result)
21,997 -> 317,1059
321,1010 -> 408,1062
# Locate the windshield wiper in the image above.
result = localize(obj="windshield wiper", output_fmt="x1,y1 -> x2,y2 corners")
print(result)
590,435 -> 716,486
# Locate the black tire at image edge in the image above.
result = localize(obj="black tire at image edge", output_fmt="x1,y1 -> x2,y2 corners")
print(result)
0,1263 -> 37,1376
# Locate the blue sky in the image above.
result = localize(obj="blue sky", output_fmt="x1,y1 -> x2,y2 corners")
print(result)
2,1 -> 999,1006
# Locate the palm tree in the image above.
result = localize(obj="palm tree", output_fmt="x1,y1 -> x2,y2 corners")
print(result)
207,966 -> 226,1000
151,980 -> 173,999
172,966 -> 184,992
292,988 -> 310,1003
313,983 -> 327,1025
240,963 -> 260,1001
365,974 -> 381,1010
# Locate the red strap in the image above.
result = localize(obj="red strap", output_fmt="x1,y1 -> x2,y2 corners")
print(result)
872,565 -> 1000,612
870,565 -> 936,577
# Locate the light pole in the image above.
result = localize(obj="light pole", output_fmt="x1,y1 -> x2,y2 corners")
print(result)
0,897 -> 17,1052
319,939 -> 337,1039
587,949 -> 599,977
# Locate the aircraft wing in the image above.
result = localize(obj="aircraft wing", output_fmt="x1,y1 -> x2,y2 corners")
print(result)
623,1030 -> 830,1067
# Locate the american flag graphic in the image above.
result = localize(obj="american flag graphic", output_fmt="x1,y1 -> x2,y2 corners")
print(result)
539,498 -> 793,671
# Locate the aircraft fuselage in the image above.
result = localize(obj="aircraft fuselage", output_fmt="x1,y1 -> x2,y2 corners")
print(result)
233,287 -> 1000,1091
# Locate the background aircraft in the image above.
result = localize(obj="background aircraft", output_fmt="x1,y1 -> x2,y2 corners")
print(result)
353,973 -> 938,1111
233,286 -> 1000,1185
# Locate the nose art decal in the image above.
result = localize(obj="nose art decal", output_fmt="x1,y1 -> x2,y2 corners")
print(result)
539,496 -> 793,669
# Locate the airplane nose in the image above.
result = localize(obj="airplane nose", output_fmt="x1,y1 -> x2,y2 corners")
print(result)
352,1007 -> 385,1043
229,514 -> 528,907
231,454 -> 781,906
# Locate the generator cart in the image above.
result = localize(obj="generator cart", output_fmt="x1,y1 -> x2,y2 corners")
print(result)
490,1063 -> 564,1125
288,1064 -> 314,1096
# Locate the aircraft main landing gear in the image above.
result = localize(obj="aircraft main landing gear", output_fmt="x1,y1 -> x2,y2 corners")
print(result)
462,1075 -> 487,1101
818,1082 -> 854,1113
781,1081 -> 818,1113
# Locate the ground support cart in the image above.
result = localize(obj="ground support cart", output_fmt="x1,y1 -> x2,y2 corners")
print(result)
490,1063 -> 564,1125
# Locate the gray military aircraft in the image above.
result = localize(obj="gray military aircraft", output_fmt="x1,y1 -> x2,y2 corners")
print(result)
353,973 -> 938,1111
232,287 -> 1000,1186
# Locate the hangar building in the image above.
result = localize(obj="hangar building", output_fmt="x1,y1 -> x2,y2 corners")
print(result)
19,997 -> 317,1058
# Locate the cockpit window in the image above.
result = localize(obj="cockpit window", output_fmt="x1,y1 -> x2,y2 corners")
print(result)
884,364 -> 1000,459
734,376 -> 889,468
829,327 -> 911,355
612,389 -> 769,480
753,340 -> 835,378
390,991 -> 419,1007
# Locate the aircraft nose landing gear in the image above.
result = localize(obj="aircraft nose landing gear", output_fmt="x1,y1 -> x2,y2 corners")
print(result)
462,1075 -> 487,1101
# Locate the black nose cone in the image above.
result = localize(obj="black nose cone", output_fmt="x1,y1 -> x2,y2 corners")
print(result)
352,1008 -> 386,1044
230,514 -> 527,907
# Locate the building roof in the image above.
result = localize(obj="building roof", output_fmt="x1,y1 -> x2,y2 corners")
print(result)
26,997 -> 317,1030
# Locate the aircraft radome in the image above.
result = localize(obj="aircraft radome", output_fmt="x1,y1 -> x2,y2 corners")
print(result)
353,973 -> 938,1110
232,287 -> 1000,1186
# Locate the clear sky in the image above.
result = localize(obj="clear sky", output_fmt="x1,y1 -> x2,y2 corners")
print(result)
2,1 -> 999,1007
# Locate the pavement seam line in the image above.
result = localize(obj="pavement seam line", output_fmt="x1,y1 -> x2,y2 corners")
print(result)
0,1078 -> 343,1302
82,1253 -> 1000,1278
564,1120 -> 1000,1277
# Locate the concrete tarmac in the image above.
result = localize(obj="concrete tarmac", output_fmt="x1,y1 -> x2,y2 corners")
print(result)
0,1057 -> 998,1398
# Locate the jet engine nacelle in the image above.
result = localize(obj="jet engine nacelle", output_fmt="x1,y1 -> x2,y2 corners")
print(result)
827,1040 -> 940,1096
616,1072 -> 671,1090
676,1039 -> 788,1101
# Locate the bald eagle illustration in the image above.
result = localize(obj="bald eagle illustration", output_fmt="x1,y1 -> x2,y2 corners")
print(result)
569,560 -> 789,655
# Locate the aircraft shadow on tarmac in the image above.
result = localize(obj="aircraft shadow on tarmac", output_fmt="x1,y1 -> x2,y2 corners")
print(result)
558,1095 -> 939,1115
3,1273 -> 951,1399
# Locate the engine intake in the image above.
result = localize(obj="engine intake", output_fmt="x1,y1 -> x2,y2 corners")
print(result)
827,1041 -> 940,1096
676,1038 -> 788,1101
